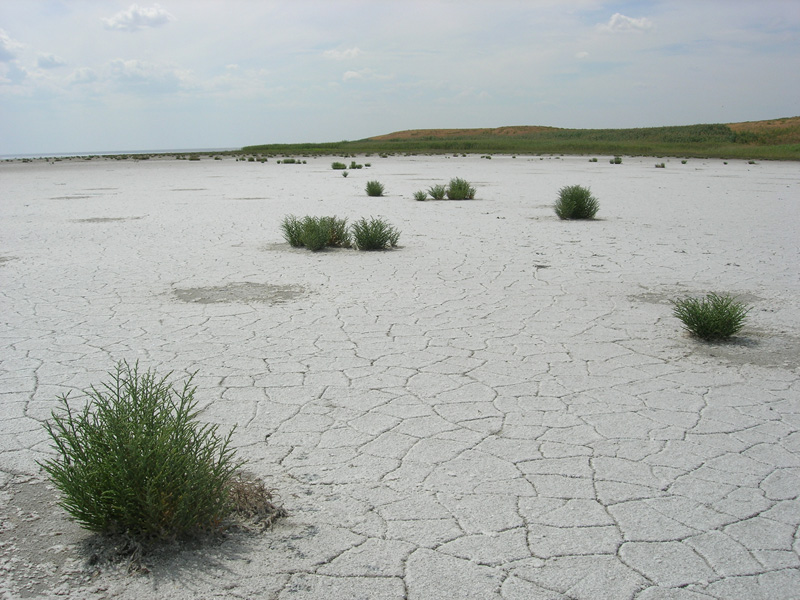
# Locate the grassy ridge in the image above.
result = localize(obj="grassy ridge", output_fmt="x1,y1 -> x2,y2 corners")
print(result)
242,117 -> 800,160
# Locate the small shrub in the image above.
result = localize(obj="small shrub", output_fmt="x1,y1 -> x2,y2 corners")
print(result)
300,216 -> 351,251
319,216 -> 351,248
589,157 -> 598,162
748,160 -> 757,165
281,158 -> 297,164
428,184 -> 446,200
671,293 -> 750,341
39,362 -> 243,542
351,217 -> 400,250
655,163 -> 665,168
298,217 -> 327,251
342,171 -> 349,177
554,184 -> 599,220
280,215 -> 304,247
610,156 -> 622,164
349,161 -> 363,169
331,162 -> 347,170
365,180 -> 385,197
364,163 -> 371,167
413,190 -> 428,201
681,160 -> 688,164
282,215 -> 350,250
446,178 -> 476,200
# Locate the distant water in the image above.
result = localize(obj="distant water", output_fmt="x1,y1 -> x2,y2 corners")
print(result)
0,147 -> 239,160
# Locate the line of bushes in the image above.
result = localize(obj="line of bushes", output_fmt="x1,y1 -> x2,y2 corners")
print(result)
281,214 -> 400,251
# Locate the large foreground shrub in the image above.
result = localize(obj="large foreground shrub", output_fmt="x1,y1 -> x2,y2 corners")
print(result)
351,217 -> 400,250
554,185 -> 599,219
40,362 -> 243,541
672,293 -> 750,340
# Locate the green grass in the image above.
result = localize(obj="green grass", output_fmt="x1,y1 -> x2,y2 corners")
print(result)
365,180 -> 385,197
351,217 -> 400,250
331,161 -> 347,170
446,177 -> 476,200
413,190 -> 428,201
39,362 -> 243,542
672,293 -> 750,340
554,185 -> 599,220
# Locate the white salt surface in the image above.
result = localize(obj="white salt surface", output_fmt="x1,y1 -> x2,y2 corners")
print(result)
1,155 -> 799,598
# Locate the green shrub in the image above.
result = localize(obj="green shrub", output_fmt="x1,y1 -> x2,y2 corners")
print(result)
280,214 -> 304,247
351,217 -> 400,250
446,178 -> 476,200
681,160 -> 688,164
319,216 -> 351,248
39,362 -> 242,542
554,184 -> 599,220
281,158 -> 297,164
349,161 -> 363,169
342,171 -> 349,177
671,293 -> 750,340
282,215 -> 350,250
300,216 -> 330,251
413,190 -> 428,201
610,156 -> 622,164
428,184 -> 446,200
365,180 -> 385,197
331,161 -> 347,170
655,163 -> 665,168
589,157 -> 598,162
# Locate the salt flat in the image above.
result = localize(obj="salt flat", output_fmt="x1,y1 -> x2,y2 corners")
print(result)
1,154 -> 799,599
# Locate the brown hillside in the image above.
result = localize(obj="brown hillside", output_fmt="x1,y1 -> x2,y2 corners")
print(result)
727,116 -> 800,144
369,125 -> 559,141
371,118 -> 800,144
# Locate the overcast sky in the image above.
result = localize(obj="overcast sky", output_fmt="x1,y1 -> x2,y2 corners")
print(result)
1,0 -> 798,155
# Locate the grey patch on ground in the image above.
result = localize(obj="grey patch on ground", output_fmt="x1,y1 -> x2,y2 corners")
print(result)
635,290 -> 764,306
0,475 -> 279,598
689,329 -> 800,370
174,282 -> 306,304
0,256 -> 14,265
51,195 -> 95,200
171,188 -> 207,192
73,217 -> 144,223
0,475 -> 94,598
634,290 -> 797,369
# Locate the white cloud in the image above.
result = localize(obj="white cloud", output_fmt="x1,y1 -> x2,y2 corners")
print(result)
575,51 -> 589,59
342,70 -> 363,81
323,47 -> 362,60
69,67 -> 98,85
108,58 -> 187,92
600,13 -> 653,33
103,4 -> 175,32
342,68 -> 391,82
0,29 -> 24,62
37,53 -> 67,69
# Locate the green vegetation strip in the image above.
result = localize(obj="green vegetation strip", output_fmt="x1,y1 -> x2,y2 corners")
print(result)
242,121 -> 800,160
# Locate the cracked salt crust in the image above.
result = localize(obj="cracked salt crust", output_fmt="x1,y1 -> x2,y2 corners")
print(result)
1,155 -> 799,599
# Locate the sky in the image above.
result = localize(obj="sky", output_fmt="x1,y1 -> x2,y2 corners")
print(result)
1,0 -> 798,156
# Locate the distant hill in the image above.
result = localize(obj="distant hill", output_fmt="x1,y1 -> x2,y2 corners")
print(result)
242,117 -> 800,160
368,117 -> 800,147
